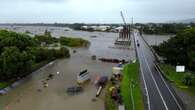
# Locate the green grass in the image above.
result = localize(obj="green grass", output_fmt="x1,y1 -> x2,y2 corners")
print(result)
121,62 -> 144,110
0,82 -> 8,89
104,82 -> 118,110
160,64 -> 195,95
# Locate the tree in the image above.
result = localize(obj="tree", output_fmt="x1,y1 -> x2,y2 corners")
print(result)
0,29 -> 71,83
55,47 -> 70,58
139,23 -> 187,34
0,47 -> 33,80
0,30 -> 36,51
59,37 -> 89,47
154,27 -> 195,70
44,29 -> 52,38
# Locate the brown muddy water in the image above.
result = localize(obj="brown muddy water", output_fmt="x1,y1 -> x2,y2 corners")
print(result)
143,34 -> 173,46
0,26 -> 171,110
0,26 -> 136,110
0,48 -> 116,110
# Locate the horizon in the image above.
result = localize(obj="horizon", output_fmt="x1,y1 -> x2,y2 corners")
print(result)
0,17 -> 194,24
0,17 -> 195,24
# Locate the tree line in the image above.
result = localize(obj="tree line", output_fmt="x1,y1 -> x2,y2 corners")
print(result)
153,27 -> 195,70
135,23 -> 195,35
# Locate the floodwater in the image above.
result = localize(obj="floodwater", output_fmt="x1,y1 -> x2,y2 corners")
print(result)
0,26 -> 171,110
142,34 -> 173,46
0,26 -> 135,110
0,48 -> 116,110
0,25 -> 134,60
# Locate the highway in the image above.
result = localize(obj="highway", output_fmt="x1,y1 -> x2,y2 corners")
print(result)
133,30 -> 183,110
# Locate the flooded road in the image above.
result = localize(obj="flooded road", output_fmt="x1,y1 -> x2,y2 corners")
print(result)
0,26 -> 135,110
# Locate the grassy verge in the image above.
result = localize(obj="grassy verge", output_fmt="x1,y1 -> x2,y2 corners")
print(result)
160,64 -> 195,95
104,82 -> 118,110
121,62 -> 144,110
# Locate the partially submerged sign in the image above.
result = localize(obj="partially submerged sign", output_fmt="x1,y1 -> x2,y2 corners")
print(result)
176,66 -> 185,72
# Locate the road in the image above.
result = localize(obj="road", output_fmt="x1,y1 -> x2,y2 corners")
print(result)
133,30 -> 183,110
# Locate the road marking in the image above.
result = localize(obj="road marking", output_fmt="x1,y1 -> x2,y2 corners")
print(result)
154,64 -> 183,110
135,36 -> 151,110
139,33 -> 183,110
140,45 -> 169,110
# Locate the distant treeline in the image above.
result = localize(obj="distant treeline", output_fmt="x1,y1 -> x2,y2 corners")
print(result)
0,23 -> 121,30
135,23 -> 195,35
2,23 -> 195,34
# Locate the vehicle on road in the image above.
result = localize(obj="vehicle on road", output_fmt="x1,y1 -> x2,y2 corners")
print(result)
136,40 -> 140,47
137,43 -> 140,47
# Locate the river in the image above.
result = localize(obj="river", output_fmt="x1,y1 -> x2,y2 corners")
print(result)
142,34 -> 173,46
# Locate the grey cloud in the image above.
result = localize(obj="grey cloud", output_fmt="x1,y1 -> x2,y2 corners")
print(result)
0,0 -> 195,23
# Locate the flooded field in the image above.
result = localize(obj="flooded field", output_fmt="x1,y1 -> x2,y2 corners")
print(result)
0,26 -> 135,110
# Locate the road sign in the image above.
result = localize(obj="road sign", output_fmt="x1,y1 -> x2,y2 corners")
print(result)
176,66 -> 185,72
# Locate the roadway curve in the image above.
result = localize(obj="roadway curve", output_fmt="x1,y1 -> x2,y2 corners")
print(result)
133,30 -> 184,110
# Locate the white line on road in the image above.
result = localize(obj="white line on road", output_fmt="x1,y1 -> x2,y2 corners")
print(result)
140,46 -> 169,110
154,64 -> 183,110
135,36 -> 151,110
139,56 -> 151,110
139,32 -> 183,110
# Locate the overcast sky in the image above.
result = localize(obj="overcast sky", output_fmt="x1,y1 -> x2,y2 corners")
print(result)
0,0 -> 195,23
